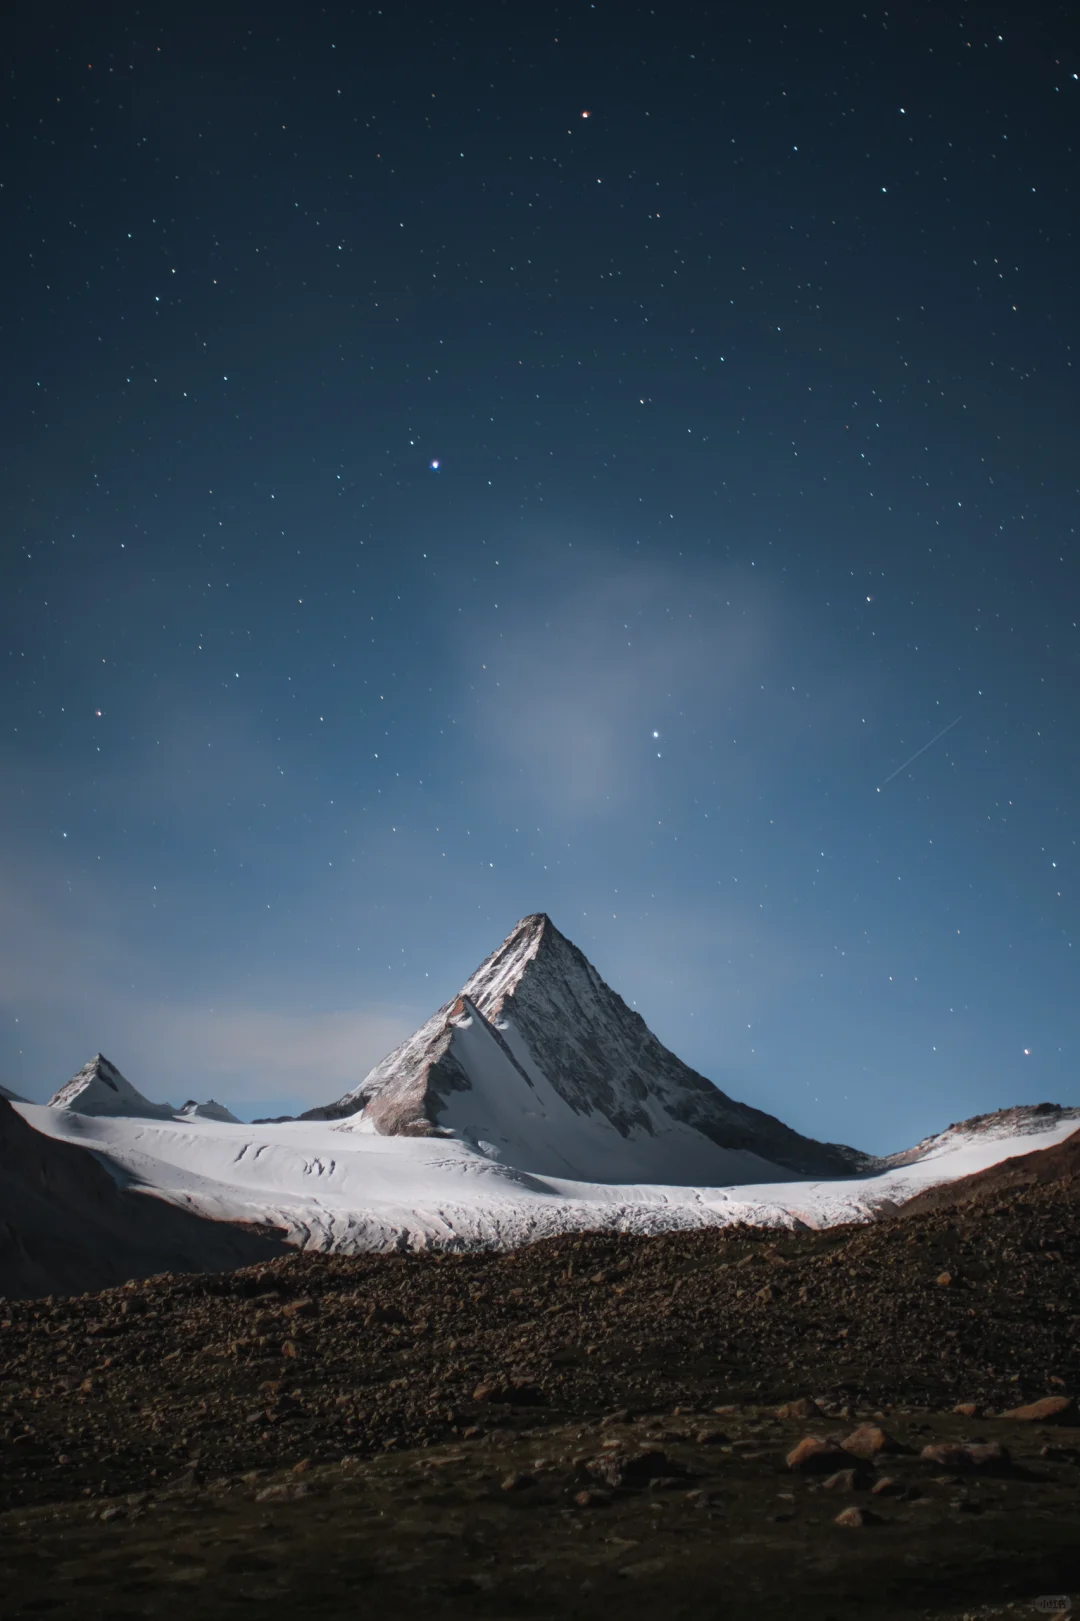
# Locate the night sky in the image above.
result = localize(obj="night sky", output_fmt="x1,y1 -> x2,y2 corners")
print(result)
2,2 -> 1077,1152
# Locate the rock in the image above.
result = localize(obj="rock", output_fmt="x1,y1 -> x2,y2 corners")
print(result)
840,1423 -> 904,1460
822,1468 -> 866,1492
254,1481 -> 312,1502
919,1441 -> 1009,1472
776,1398 -> 820,1420
363,1304 -> 406,1327
694,1428 -> 728,1446
588,1448 -> 677,1489
573,1488 -> 610,1507
999,1395 -> 1078,1425
936,1271 -> 954,1287
953,1402 -> 982,1418
500,1471 -> 535,1492
281,1298 -> 316,1319
871,1476 -> 904,1496
786,1436 -> 848,1474
834,1505 -> 882,1527
472,1378 -> 545,1406
98,1505 -> 126,1522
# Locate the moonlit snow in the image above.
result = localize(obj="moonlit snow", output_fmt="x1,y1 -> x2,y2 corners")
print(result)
16,1098 -> 1079,1255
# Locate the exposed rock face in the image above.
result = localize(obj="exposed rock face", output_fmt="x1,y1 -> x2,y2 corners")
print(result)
308,913 -> 866,1181
0,1099 -> 286,1299
48,1054 -> 176,1120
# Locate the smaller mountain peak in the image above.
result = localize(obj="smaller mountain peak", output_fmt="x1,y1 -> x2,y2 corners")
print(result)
177,1098 -> 240,1123
49,1055 -> 175,1120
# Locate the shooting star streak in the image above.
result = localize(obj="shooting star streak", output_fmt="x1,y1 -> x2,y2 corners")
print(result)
878,714 -> 963,789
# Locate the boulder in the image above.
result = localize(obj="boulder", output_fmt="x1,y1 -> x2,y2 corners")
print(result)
841,1423 -> 904,1460
999,1395 -> 1077,1425
786,1436 -> 848,1473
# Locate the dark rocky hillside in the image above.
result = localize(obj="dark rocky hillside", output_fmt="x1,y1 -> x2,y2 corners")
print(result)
0,1099 -> 286,1300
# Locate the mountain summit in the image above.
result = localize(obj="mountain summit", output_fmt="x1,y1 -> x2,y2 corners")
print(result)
308,914 -> 865,1183
48,1055 -> 176,1120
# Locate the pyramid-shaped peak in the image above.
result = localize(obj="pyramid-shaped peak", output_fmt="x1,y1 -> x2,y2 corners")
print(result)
461,912 -> 577,1018
49,1054 -> 176,1120
320,912 -> 865,1180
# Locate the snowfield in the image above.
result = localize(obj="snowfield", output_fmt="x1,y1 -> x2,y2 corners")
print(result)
16,1100 -> 1080,1255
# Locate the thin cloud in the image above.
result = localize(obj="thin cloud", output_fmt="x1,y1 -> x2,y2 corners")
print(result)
467,556 -> 766,815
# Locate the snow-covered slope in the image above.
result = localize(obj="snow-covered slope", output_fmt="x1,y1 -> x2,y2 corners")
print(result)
309,914 -> 865,1183
48,1055 -> 176,1120
13,1098 -> 1079,1260
877,1101 -> 1074,1168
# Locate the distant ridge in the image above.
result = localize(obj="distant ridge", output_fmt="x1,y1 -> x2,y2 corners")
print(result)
48,1056 -> 243,1125
899,1117 -> 1080,1216
177,1098 -> 241,1124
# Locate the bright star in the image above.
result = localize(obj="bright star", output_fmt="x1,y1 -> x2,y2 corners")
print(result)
430,459 -> 440,470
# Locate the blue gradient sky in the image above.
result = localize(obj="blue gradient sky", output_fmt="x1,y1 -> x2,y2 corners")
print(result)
2,2 -> 1076,1152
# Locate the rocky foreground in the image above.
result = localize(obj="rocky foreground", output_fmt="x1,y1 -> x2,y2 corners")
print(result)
2,1170 -> 1079,1618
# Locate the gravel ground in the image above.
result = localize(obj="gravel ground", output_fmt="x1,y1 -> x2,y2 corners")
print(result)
2,1176 -> 1078,1618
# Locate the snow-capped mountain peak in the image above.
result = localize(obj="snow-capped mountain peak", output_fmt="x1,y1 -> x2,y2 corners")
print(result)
311,913 -> 866,1183
48,1055 -> 176,1120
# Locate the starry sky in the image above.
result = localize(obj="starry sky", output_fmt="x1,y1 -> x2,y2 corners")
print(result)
2,2 -> 1077,1152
